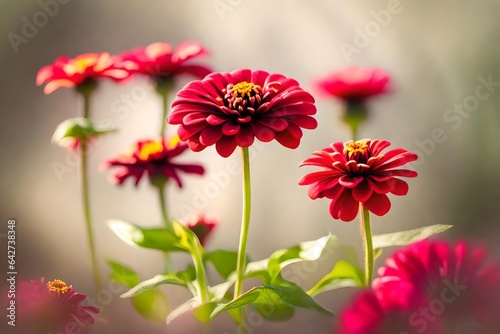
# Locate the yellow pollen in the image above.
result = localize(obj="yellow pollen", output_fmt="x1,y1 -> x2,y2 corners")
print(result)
343,140 -> 369,158
64,57 -> 96,75
166,135 -> 181,150
47,279 -> 69,295
139,141 -> 164,160
231,81 -> 260,98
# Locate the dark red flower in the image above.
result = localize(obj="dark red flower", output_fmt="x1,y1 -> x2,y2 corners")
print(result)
298,139 -> 417,222
116,41 -> 212,82
102,136 -> 205,187
374,239 -> 500,329
184,213 -> 217,246
16,277 -> 99,332
37,52 -> 132,94
168,69 -> 317,157
313,67 -> 390,102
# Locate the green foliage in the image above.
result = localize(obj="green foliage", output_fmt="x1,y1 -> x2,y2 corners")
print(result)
372,224 -> 453,249
307,260 -> 364,296
52,117 -> 113,143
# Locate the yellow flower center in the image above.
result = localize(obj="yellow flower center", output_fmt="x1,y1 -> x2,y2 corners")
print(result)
47,279 -> 69,295
343,140 -> 369,161
64,57 -> 97,75
231,81 -> 260,98
166,135 -> 181,150
138,141 -> 164,160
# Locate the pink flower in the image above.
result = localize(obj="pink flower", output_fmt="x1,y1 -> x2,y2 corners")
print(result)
375,239 -> 500,328
16,277 -> 99,332
184,214 -> 217,246
298,139 -> 417,222
37,52 -> 132,94
313,67 -> 390,102
168,69 -> 317,157
116,41 -> 212,82
102,136 -> 205,187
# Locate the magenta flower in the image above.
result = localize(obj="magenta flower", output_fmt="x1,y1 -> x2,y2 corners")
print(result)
298,139 -> 417,222
36,52 -> 132,94
184,213 -> 217,246
168,69 -> 317,157
16,277 -> 99,332
116,41 -> 212,82
313,66 -> 390,102
102,136 -> 205,187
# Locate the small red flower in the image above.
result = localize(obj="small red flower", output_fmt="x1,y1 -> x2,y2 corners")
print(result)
116,41 -> 212,82
298,139 -> 417,222
16,277 -> 99,332
36,52 -> 132,94
102,136 -> 205,187
184,214 -> 217,246
374,239 -> 500,328
168,69 -> 317,157
313,67 -> 390,102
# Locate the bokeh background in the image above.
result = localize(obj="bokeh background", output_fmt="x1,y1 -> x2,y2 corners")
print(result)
1,0 -> 500,333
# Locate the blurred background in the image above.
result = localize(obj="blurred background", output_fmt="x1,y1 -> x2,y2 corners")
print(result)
1,0 -> 500,333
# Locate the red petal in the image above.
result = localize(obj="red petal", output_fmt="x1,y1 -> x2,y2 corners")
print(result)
199,126 -> 223,146
352,180 -> 373,202
391,179 -> 409,196
215,136 -> 237,158
222,122 -> 240,136
364,193 -> 391,216
235,126 -> 255,147
330,190 -> 359,222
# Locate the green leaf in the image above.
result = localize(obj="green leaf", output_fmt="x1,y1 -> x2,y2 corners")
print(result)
211,280 -> 332,322
307,260 -> 364,296
107,260 -> 141,288
167,297 -> 201,324
373,248 -> 383,261
205,250 -> 245,279
52,117 -> 114,143
372,224 -> 453,249
108,220 -> 183,252
132,289 -> 169,323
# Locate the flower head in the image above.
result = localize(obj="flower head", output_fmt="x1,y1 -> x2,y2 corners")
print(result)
184,213 -> 217,246
313,67 -> 390,103
37,52 -> 132,94
298,139 -> 417,221
116,41 -> 212,83
16,277 -> 99,332
102,136 -> 205,187
168,69 -> 317,157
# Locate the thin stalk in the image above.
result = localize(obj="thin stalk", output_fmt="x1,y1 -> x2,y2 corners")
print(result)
359,204 -> 373,286
234,147 -> 252,334
160,89 -> 168,137
351,125 -> 358,141
193,246 -> 210,304
158,185 -> 170,229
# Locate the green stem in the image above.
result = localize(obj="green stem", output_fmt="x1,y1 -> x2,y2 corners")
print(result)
158,185 -> 170,229
351,125 -> 358,141
81,137 -> 102,291
234,147 -> 252,333
359,204 -> 373,286
193,246 -> 210,304
160,90 -> 168,136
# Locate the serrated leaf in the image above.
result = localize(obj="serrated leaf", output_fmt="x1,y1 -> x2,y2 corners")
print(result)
307,260 -> 364,297
132,289 -> 169,323
108,220 -> 183,252
107,260 -> 140,288
372,224 -> 453,249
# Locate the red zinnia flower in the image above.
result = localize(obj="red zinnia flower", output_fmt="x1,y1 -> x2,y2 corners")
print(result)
183,213 -> 217,246
313,67 -> 390,102
168,69 -> 317,157
374,239 -> 500,329
36,52 -> 132,94
116,41 -> 212,82
102,136 -> 205,187
298,139 -> 417,222
16,277 -> 99,332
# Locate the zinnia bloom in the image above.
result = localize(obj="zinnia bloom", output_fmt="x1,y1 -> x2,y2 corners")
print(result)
374,239 -> 500,330
37,52 -> 132,94
168,69 -> 317,157
184,213 -> 217,246
116,41 -> 212,82
102,136 -> 205,187
313,67 -> 390,102
16,277 -> 99,332
298,139 -> 417,222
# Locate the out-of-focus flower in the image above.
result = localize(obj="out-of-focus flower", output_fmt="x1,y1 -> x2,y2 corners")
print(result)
36,52 -> 132,94
375,239 -> 500,329
184,214 -> 217,246
16,277 -> 99,332
313,67 -> 390,103
102,136 -> 205,187
116,41 -> 212,84
168,69 -> 317,158
298,139 -> 417,222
